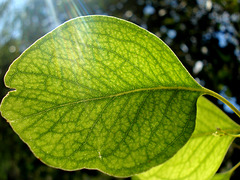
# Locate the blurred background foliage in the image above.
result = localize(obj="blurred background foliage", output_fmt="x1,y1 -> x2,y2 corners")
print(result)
0,0 -> 240,179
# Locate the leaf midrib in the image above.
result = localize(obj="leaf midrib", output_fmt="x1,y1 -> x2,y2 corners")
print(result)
9,86 -> 205,121
191,128 -> 240,138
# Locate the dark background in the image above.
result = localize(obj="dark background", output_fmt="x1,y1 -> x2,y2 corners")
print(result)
0,0 -> 239,179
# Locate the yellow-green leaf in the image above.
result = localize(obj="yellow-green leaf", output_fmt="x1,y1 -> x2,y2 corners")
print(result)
0,16 -> 207,176
133,97 -> 240,180
211,171 -> 232,180
211,161 -> 240,180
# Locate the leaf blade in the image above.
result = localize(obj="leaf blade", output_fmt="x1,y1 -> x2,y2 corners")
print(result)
1,15 -> 205,176
134,97 -> 240,180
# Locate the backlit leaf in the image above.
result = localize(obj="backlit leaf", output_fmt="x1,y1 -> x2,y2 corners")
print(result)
0,16 -> 207,176
134,97 -> 240,180
211,161 -> 240,180
211,172 -> 232,180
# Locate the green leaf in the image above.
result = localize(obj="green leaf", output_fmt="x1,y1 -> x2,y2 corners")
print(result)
0,15 -> 206,176
133,97 -> 240,180
211,161 -> 240,180
211,172 -> 232,180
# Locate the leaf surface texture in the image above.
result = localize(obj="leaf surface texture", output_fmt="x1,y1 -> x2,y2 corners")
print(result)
1,16 -> 205,176
134,97 -> 240,180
